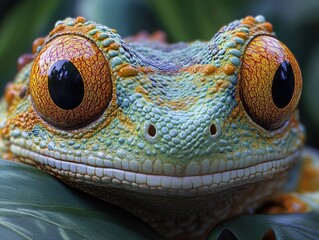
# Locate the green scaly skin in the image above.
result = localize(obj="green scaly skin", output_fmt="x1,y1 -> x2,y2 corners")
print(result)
0,15 -> 318,239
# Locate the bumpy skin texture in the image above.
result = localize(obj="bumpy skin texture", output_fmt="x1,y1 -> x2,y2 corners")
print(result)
0,16 -> 310,239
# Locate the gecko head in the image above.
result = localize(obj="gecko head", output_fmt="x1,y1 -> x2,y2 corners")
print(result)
2,16 -> 304,201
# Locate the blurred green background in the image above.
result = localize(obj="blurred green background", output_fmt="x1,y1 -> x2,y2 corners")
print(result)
0,0 -> 318,147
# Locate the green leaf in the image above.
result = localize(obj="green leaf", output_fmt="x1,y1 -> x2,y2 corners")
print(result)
1,158 -> 319,240
0,159 -> 162,240
208,212 -> 319,240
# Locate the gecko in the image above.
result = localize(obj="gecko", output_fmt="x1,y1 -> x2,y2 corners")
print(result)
1,15 -> 318,239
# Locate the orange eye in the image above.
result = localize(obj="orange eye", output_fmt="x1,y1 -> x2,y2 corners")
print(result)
30,35 -> 112,129
239,36 -> 302,130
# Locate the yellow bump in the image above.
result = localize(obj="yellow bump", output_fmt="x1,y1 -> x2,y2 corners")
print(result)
262,22 -> 273,32
242,16 -> 256,25
4,83 -> 26,107
203,65 -> 217,75
234,32 -> 247,40
208,87 -> 217,94
88,24 -> 96,30
222,82 -> 231,89
75,16 -> 86,23
135,86 -> 149,95
138,66 -> 154,74
230,106 -> 240,119
223,64 -> 236,75
108,42 -> 119,50
118,65 -> 139,77
1,127 -> 9,138
216,79 -> 224,85
49,25 -> 65,36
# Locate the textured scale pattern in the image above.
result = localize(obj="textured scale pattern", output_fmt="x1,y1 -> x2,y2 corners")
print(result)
31,35 -> 112,128
240,36 -> 302,129
0,15 -> 313,239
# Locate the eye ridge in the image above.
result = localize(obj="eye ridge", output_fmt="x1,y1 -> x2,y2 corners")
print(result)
48,59 -> 84,110
271,60 -> 295,109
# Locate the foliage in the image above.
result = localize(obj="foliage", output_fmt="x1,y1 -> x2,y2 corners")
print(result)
0,159 -> 162,240
0,1 -> 319,239
1,159 -> 319,240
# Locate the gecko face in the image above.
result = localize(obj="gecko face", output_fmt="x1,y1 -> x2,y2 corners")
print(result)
0,16 -> 304,237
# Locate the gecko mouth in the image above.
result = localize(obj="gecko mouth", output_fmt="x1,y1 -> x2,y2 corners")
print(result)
10,144 -> 300,196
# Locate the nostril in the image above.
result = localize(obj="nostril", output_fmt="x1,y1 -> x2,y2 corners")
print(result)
145,123 -> 158,143
207,122 -> 221,139
210,123 -> 217,136
147,124 -> 157,137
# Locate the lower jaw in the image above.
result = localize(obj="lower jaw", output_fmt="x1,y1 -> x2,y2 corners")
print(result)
39,153 -> 298,239
64,169 -> 292,240
10,145 -> 300,239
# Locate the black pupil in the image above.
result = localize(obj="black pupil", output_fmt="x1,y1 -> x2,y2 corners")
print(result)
272,60 -> 295,108
48,60 -> 84,110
